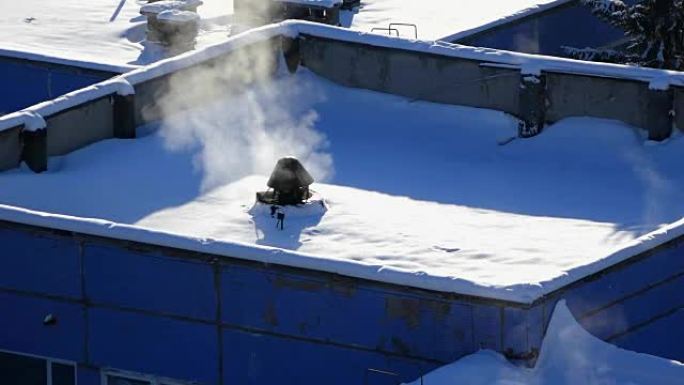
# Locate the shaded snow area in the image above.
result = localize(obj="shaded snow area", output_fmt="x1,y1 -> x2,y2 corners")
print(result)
344,0 -> 561,41
1,69 -> 684,301
410,301 -> 684,385
0,0 -> 235,69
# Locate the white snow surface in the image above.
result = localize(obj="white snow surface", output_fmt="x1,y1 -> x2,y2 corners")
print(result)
140,0 -> 204,15
0,0 -> 235,70
0,0 -> 569,70
409,301 -> 684,385
1,68 -> 684,303
157,10 -> 202,24
346,0 -> 562,41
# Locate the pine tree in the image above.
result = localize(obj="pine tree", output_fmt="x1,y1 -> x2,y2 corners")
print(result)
564,0 -> 684,70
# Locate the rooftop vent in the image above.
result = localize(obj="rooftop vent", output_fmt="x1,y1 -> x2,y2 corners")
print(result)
140,0 -> 202,51
257,157 -> 314,205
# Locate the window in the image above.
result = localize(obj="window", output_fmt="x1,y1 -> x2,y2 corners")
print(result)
0,350 -> 76,385
51,363 -> 76,385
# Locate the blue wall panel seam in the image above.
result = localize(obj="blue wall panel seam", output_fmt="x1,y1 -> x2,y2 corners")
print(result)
577,269 -> 684,321
606,305 -> 684,342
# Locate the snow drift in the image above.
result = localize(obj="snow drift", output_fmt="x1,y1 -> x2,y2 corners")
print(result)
409,300 -> 684,385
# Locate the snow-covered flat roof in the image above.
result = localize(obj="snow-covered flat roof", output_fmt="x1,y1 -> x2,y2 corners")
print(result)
345,0 -> 563,41
0,0 -> 234,71
1,67 -> 683,303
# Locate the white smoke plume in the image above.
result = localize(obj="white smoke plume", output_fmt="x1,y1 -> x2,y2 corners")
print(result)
153,39 -> 333,192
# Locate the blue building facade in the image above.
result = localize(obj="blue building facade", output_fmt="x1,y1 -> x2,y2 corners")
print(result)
0,214 -> 683,385
0,56 -> 115,115
452,1 -> 631,57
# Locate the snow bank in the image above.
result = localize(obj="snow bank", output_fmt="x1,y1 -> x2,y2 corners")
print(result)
410,300 -> 684,385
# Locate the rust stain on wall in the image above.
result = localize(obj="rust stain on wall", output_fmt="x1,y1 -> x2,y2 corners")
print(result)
263,300 -> 279,327
273,276 -> 325,292
386,297 -> 452,329
386,297 -> 421,329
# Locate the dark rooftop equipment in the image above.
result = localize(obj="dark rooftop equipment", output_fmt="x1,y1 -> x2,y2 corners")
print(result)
257,157 -> 314,205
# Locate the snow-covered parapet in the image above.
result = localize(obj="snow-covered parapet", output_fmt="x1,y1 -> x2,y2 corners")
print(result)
109,77 -> 136,96
520,63 -> 543,76
0,76 -> 135,133
649,76 -> 671,91
18,111 -> 46,132
2,19 -> 683,135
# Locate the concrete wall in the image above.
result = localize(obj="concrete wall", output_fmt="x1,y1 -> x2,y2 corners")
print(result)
0,126 -> 21,170
298,34 -> 676,139
545,72 -> 650,128
46,97 -> 115,156
675,87 -> 684,131
0,56 -> 113,115
300,37 -> 520,115
3,32 -> 679,174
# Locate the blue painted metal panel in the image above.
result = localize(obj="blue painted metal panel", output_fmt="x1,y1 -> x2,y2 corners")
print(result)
612,309 -> 684,361
579,274 -> 684,340
85,245 -> 216,321
0,222 -> 681,384
222,328 -> 435,385
51,71 -> 104,100
88,308 -> 218,384
0,227 -> 81,298
461,4 -> 625,57
473,305 -> 501,351
0,61 -> 50,114
0,59 -> 109,115
503,307 -> 529,355
526,305 -> 545,354
221,266 -> 476,362
562,242 -> 684,318
0,292 -> 85,362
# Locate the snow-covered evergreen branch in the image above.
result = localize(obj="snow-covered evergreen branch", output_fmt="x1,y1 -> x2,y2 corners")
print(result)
567,0 -> 684,70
